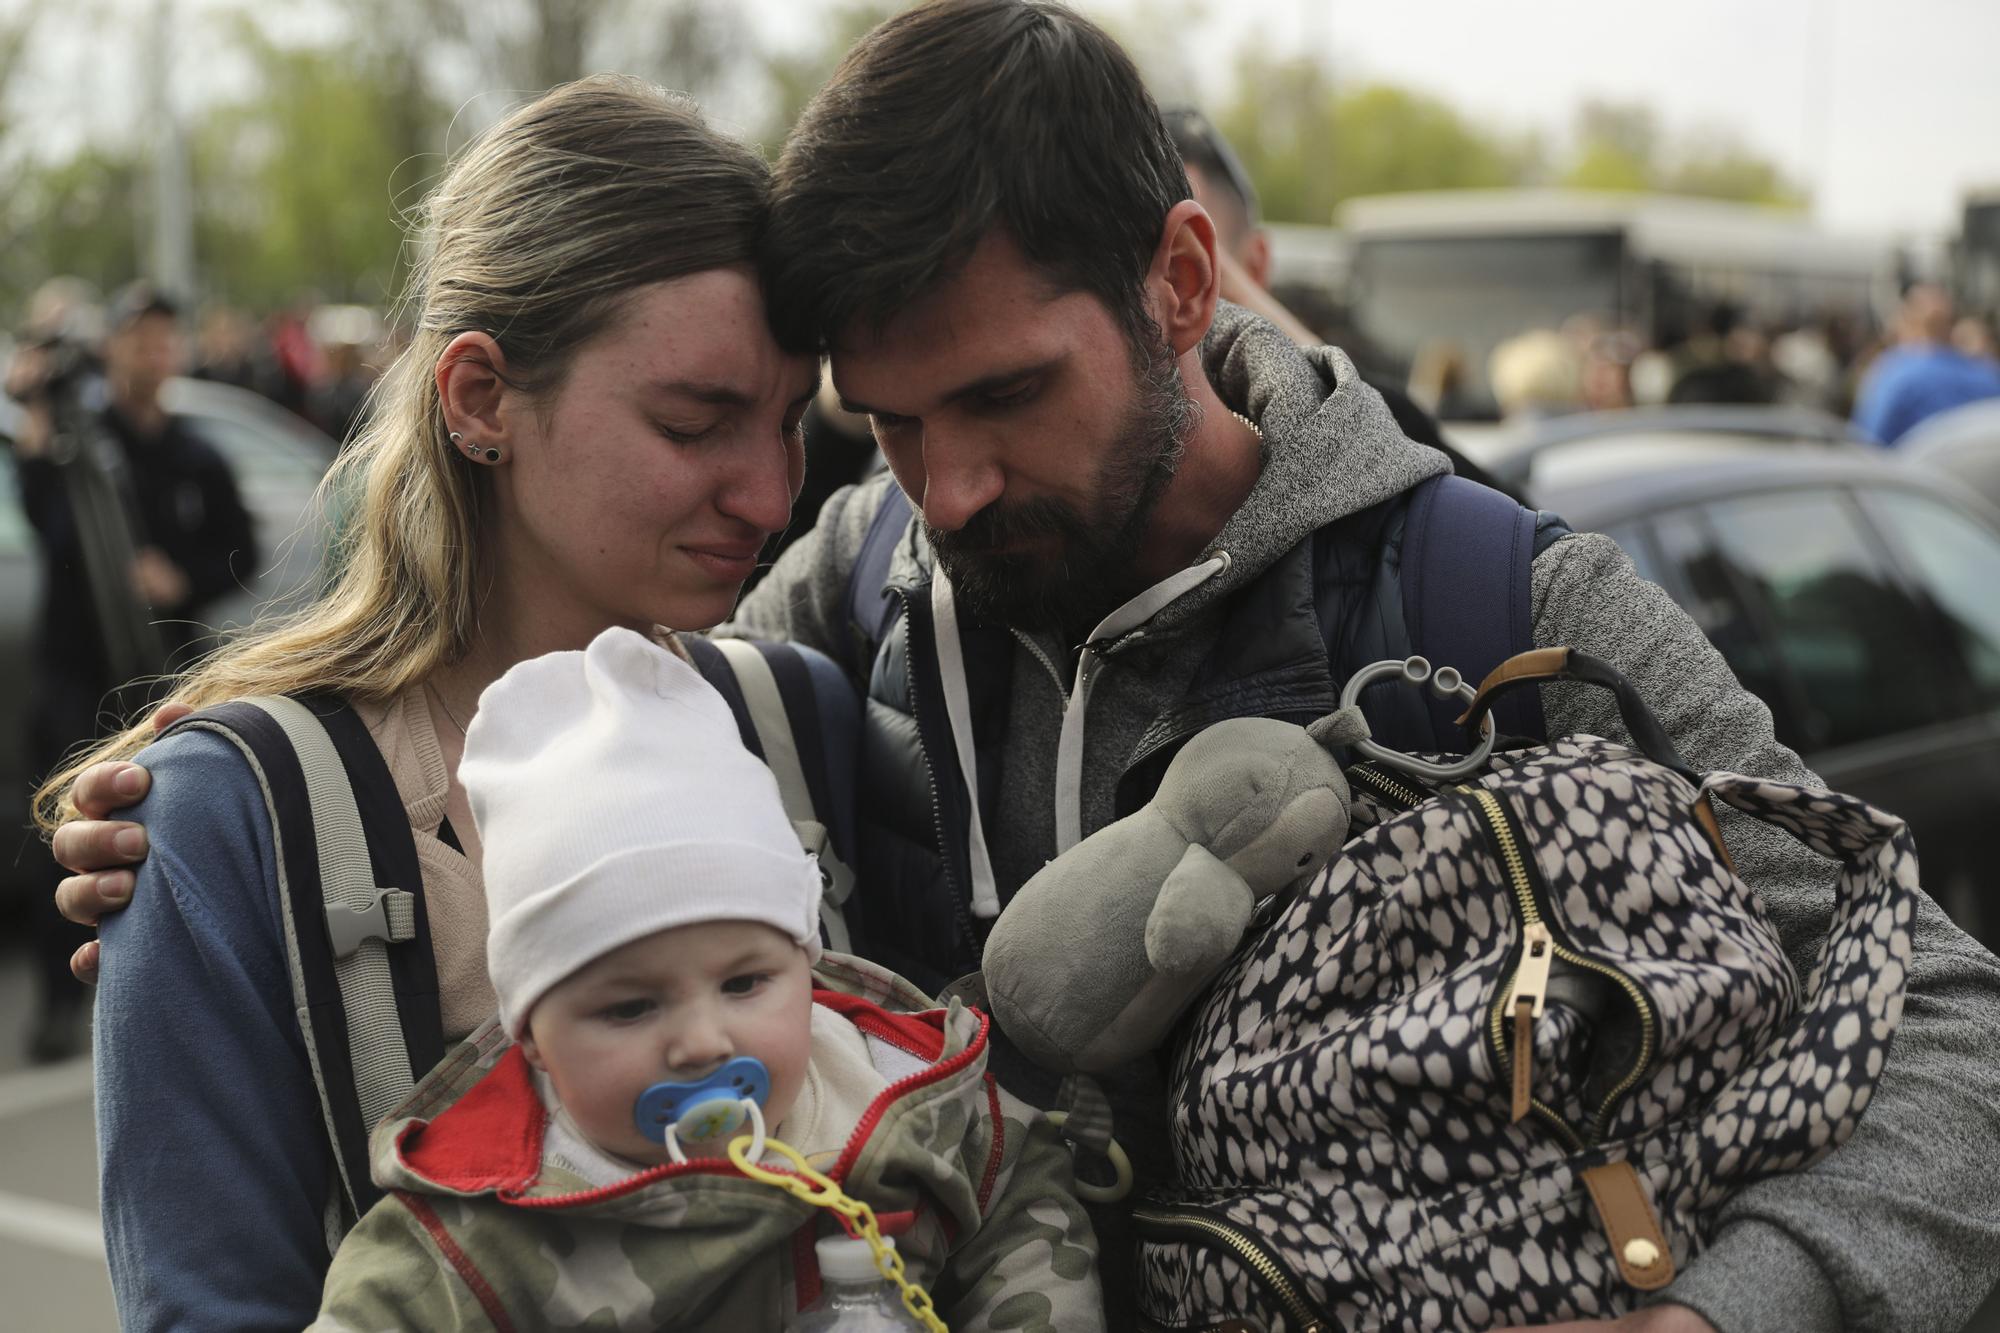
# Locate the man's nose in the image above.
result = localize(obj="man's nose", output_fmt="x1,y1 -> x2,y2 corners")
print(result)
917,431 -> 1004,534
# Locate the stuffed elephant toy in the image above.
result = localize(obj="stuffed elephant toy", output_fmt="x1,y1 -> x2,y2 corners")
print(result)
983,706 -> 1368,1074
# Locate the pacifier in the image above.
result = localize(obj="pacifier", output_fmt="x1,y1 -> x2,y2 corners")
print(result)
634,1056 -> 772,1163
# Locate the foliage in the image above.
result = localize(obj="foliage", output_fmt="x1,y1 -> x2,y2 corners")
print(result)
1217,58 -> 1534,224
0,0 -> 1814,319
1562,99 -> 1807,209
192,19 -> 444,309
1,148 -> 148,307
758,1 -> 904,148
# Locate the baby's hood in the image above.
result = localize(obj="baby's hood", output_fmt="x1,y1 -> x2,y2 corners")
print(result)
369,953 -> 996,1224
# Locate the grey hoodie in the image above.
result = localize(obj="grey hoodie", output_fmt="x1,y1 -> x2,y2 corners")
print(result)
729,303 -> 2000,1332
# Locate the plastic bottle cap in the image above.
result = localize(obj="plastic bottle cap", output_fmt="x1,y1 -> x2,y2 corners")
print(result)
816,1233 -> 893,1283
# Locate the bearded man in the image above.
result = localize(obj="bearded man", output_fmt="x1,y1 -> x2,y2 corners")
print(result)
726,3 -> 2000,1332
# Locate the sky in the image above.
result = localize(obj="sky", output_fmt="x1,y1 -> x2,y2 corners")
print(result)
14,0 -> 2000,245
1060,0 -> 2000,242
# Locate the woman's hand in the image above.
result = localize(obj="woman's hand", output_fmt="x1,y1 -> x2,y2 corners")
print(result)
51,702 -> 192,982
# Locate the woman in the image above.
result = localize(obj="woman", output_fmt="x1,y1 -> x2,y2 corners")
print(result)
39,75 -> 816,1330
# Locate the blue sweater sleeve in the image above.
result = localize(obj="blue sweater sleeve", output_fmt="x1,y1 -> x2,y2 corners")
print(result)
95,728 -> 334,1333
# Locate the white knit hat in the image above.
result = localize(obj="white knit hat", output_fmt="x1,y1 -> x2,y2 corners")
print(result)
461,627 -> 823,1038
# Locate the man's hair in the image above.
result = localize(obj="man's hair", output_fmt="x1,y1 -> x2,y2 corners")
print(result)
762,0 -> 1190,353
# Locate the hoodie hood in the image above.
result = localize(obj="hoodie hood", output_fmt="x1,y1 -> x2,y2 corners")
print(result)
370,954 -> 991,1218
1154,301 -> 1451,631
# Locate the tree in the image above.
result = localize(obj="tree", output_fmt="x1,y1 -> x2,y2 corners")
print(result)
1560,99 -> 1806,208
758,1 -> 903,147
1217,58 -> 1529,224
192,20 -> 445,309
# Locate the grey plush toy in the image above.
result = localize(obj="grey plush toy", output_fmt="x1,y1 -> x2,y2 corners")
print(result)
984,706 -> 1370,1074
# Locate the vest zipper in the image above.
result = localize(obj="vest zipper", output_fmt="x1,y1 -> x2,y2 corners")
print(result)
897,589 -> 985,966
1132,1203 -> 1332,1332
1466,786 -> 1658,1145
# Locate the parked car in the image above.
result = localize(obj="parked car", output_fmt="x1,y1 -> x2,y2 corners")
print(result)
1899,396 -> 2000,512
1455,406 -> 2000,948
0,378 -> 334,890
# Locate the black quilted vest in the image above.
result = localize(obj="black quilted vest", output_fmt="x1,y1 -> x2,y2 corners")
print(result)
845,483 -> 1570,995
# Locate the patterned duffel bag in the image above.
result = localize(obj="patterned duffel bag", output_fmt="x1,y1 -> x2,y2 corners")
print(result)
1134,648 -> 1918,1333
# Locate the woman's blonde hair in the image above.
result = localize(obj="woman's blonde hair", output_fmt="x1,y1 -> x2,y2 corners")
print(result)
35,74 -> 771,832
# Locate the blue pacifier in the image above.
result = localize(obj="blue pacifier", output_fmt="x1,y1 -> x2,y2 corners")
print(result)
634,1056 -> 771,1160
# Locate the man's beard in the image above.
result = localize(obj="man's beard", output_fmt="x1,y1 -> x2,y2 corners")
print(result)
927,324 -> 1199,640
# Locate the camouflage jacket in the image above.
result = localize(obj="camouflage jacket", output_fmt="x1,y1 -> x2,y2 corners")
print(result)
311,955 -> 1103,1332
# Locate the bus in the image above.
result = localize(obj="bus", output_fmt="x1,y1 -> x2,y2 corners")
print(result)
1340,189 -> 1898,416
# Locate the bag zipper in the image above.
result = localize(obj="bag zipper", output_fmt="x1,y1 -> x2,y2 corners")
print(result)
1466,786 -> 1658,1144
1132,1203 -> 1332,1332
1346,761 -> 1432,813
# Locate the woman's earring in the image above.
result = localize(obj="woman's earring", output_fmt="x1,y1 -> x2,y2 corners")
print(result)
449,430 -> 501,464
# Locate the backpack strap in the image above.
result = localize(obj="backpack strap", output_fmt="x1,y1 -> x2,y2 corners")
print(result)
1400,473 -> 1548,747
169,695 -> 439,1227
684,637 -> 862,954
846,484 -> 912,666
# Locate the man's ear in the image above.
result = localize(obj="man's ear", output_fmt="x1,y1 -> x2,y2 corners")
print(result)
1147,198 -> 1223,358
435,332 -> 516,452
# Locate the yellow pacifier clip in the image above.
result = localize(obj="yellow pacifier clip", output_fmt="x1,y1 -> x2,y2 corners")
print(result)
728,1132 -> 949,1333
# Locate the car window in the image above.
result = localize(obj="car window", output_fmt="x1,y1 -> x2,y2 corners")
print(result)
1696,489 -> 1957,751
1867,489 -> 2000,705
1647,508 -> 1808,746
1599,522 -> 1665,586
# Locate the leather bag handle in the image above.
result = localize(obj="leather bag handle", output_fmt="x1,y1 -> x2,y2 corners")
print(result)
1457,648 -> 1695,782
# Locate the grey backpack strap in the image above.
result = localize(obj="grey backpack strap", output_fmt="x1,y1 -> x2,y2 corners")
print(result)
247,696 -> 420,1134
170,695 -> 435,1229
709,639 -> 857,953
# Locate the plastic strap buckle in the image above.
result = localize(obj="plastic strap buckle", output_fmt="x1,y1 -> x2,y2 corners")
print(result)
324,890 -> 417,959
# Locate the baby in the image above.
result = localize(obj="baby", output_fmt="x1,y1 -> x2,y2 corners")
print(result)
312,628 -> 1102,1331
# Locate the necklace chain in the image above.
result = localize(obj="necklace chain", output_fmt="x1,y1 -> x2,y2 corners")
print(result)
1231,408 -> 1263,442
427,680 -> 469,737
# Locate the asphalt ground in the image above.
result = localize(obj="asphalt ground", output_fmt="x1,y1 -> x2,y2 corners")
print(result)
0,935 -> 117,1333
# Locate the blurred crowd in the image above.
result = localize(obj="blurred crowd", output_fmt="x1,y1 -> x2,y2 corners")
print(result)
1404,287 -> 2000,443
9,276 -> 395,449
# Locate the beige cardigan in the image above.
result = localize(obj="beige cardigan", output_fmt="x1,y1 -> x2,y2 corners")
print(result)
352,687 -> 496,1040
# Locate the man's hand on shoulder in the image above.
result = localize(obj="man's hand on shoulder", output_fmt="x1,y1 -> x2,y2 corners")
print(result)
1492,1304 -> 1717,1333
51,701 -> 193,982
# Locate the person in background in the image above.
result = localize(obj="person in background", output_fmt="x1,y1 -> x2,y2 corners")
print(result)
1853,283 -> 2000,445
1664,302 -> 1777,406
3,280 -> 256,1063
1162,104 -> 1520,498
190,306 -> 265,396
1489,328 -> 1585,421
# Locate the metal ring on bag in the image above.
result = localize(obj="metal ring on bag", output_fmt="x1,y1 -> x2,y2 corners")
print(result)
1337,655 -> 1497,784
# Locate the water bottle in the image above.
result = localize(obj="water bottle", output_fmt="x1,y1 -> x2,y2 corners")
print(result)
784,1235 -> 927,1331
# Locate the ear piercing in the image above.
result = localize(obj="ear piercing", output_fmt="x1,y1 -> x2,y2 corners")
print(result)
448,430 -> 503,465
